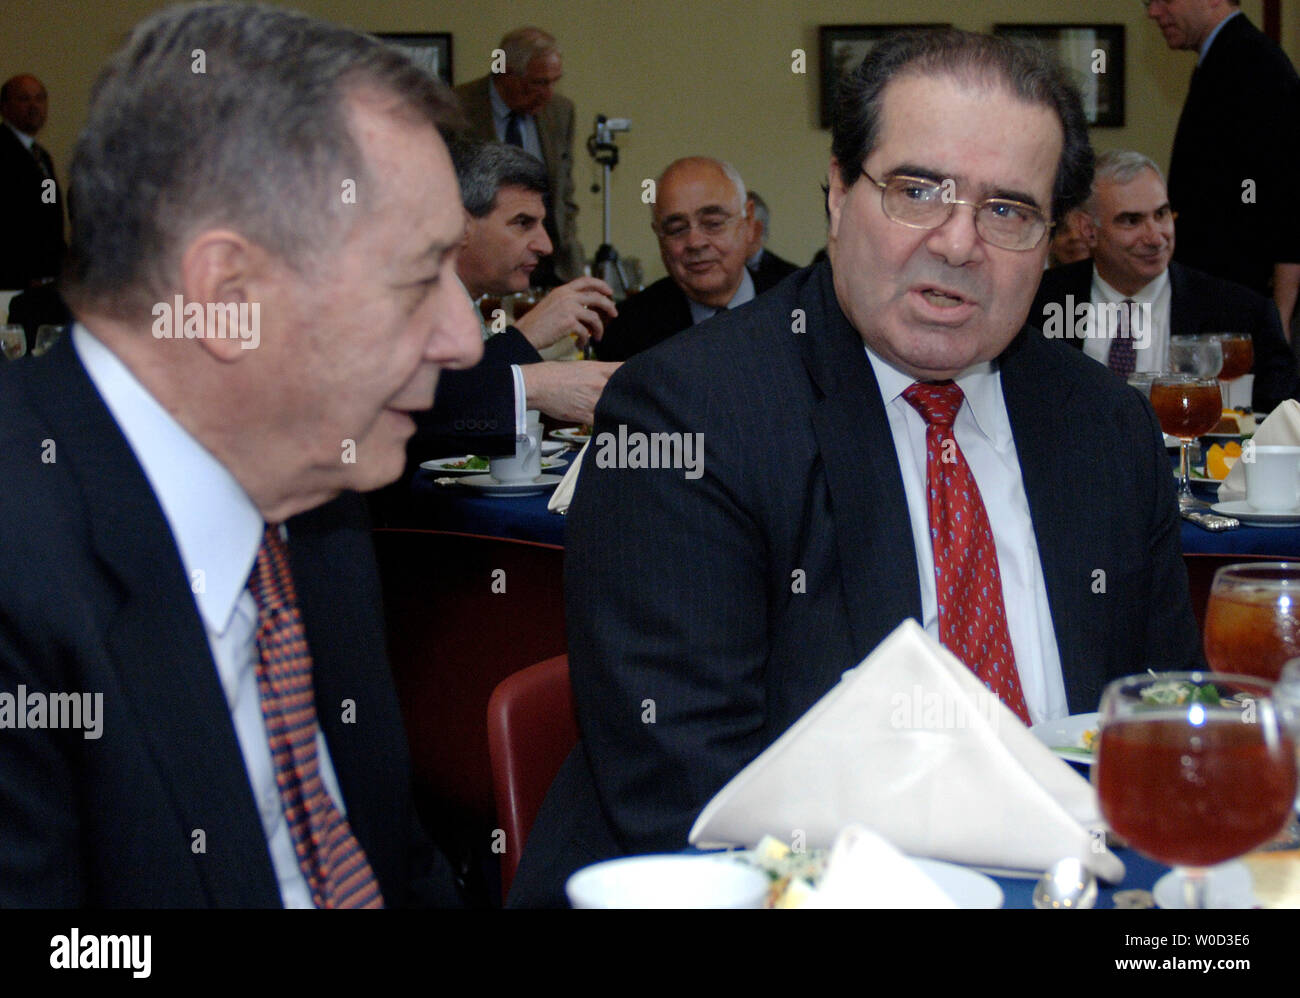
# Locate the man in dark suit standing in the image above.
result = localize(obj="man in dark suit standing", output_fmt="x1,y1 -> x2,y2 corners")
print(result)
595,156 -> 760,361
455,27 -> 583,285
1030,149 -> 1298,412
0,3 -> 480,907
511,29 -> 1200,906
1149,0 -> 1300,334
0,74 -> 64,290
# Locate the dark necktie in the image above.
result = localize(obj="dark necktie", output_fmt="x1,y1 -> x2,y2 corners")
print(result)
30,141 -> 51,180
1107,299 -> 1136,377
903,381 -> 1032,725
248,524 -> 383,908
504,112 -> 523,148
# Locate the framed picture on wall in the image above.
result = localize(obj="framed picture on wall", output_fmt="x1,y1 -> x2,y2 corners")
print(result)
993,24 -> 1125,127
819,24 -> 950,128
376,32 -> 453,85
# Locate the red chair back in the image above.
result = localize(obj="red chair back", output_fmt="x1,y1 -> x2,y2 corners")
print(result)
487,654 -> 578,900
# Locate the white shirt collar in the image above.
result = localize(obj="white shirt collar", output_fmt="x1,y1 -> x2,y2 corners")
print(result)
865,346 -> 1010,450
72,324 -> 263,638
4,120 -> 35,151
1091,266 -> 1170,305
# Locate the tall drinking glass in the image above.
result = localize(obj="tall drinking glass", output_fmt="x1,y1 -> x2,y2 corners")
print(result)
1212,333 -> 1254,412
1094,673 -> 1296,908
1168,334 -> 1224,379
1204,563 -> 1300,681
1150,374 -> 1222,510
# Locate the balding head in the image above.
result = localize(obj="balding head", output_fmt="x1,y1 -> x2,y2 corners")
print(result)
1,74 -> 48,136
652,157 -> 753,308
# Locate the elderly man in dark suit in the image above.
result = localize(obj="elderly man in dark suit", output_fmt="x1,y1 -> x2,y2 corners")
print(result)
455,27 -> 583,284
0,3 -> 480,907
1149,0 -> 1300,333
1031,149 -> 1298,412
745,189 -> 799,290
595,156 -> 762,362
0,74 -> 64,290
511,29 -> 1201,906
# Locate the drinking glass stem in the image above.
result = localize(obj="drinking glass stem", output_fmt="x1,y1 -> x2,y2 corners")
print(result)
1178,439 -> 1194,503
1181,867 -> 1209,908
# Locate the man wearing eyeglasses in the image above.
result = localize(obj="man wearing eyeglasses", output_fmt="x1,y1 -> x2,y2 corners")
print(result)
1030,149 -> 1298,412
595,157 -> 760,361
510,30 -> 1200,906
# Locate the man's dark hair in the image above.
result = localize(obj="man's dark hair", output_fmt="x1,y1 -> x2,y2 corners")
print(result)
448,139 -> 549,218
62,2 -> 459,319
831,29 -> 1094,222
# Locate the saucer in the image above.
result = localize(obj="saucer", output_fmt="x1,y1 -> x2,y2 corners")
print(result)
458,473 -> 563,497
1211,500 -> 1300,527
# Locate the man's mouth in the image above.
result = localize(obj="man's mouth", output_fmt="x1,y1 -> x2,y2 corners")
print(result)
918,287 -> 969,309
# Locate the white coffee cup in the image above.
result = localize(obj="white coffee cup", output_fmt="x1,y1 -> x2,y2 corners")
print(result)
1244,445 -> 1300,512
489,419 -> 542,484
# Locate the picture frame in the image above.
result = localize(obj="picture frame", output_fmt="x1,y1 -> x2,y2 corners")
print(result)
993,24 -> 1125,127
819,24 -> 950,128
376,32 -> 453,86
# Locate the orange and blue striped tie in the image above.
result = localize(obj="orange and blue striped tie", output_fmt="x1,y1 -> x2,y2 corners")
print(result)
248,524 -> 383,908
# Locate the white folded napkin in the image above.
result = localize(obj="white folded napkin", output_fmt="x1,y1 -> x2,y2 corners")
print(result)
795,825 -> 958,908
1219,398 -> 1300,502
689,619 -> 1124,882
547,440 -> 589,513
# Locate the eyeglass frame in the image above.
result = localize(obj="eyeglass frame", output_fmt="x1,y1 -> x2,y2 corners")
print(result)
861,169 -> 1054,252
654,207 -> 750,243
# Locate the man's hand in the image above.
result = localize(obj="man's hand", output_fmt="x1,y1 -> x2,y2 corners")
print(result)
521,360 -> 621,425
515,277 -> 618,350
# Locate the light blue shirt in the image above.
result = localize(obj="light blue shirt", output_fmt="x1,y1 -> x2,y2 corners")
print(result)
73,324 -> 349,908
1198,9 -> 1241,64
687,268 -> 756,325
488,77 -> 544,165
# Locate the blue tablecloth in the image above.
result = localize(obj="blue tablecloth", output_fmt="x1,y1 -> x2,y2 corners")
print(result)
412,468 -> 1300,557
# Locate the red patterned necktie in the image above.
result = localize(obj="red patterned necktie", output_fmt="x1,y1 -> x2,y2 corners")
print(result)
1107,300 -> 1136,377
903,382 -> 1032,725
248,524 -> 383,908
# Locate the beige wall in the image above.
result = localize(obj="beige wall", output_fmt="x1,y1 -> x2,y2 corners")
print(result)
2,0 -> 1285,282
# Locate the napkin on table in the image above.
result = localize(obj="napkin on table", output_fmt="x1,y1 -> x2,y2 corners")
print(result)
547,440 -> 589,514
1218,398 -> 1300,502
689,619 -> 1125,883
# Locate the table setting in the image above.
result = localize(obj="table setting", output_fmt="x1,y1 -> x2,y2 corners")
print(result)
562,618 -> 1300,909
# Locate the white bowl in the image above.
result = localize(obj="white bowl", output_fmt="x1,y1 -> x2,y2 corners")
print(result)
566,854 -> 769,909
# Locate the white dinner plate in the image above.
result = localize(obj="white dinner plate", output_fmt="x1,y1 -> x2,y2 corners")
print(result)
911,859 -> 1004,909
1029,712 -> 1098,766
1153,861 -> 1256,909
540,440 -> 568,456
456,473 -> 563,497
421,456 -> 567,475
550,427 -> 591,444
1211,500 -> 1300,527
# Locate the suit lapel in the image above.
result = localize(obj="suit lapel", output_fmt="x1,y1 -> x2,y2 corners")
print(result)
25,336 -> 280,905
998,331 -> 1093,708
1168,262 -> 1194,337
800,265 -> 922,659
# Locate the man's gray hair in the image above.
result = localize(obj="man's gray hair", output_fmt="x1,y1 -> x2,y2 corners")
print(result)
62,2 -> 459,319
1083,149 -> 1166,218
500,27 -> 560,76
449,139 -> 549,218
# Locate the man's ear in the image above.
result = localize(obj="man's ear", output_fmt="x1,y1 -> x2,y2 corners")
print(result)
826,159 -> 849,240
1077,210 -> 1098,248
175,230 -> 264,363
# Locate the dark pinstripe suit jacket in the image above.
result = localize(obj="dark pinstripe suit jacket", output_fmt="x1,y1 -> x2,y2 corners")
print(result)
510,260 -> 1200,906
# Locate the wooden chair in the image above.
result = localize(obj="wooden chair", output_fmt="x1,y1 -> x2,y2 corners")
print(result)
487,654 -> 578,901
372,529 -> 567,903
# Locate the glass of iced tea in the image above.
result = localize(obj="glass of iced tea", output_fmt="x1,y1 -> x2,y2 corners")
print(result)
1094,672 -> 1296,907
1150,374 -> 1222,509
1204,563 -> 1300,681
1212,333 -> 1254,403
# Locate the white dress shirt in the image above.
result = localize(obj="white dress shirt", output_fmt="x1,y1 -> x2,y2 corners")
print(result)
1081,268 -> 1172,374
867,347 -> 1069,724
74,324 -> 349,907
